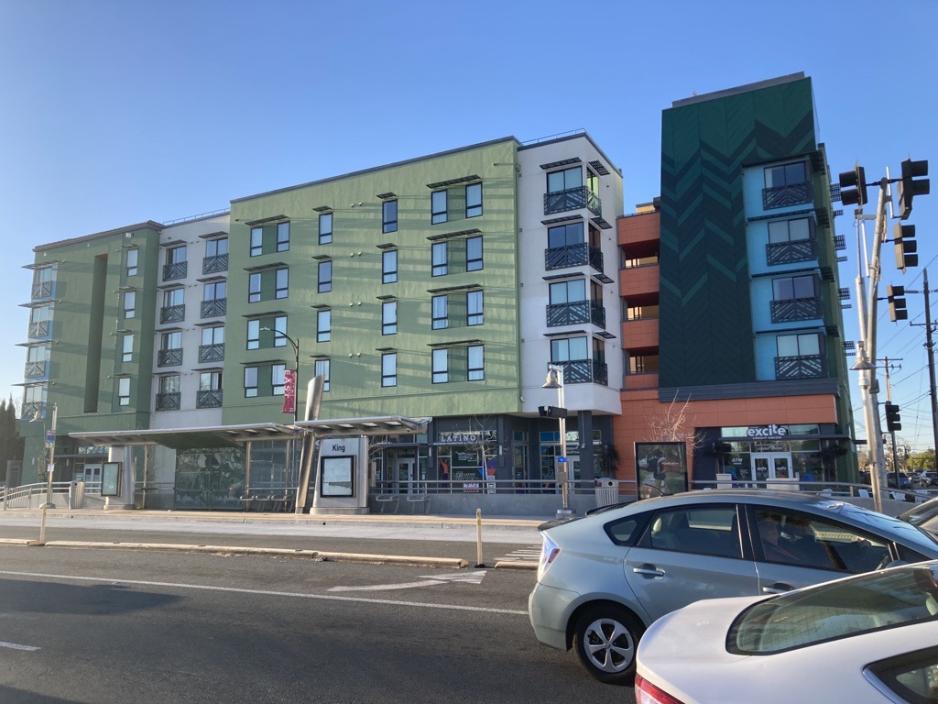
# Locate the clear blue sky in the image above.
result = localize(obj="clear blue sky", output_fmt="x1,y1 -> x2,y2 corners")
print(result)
1,0 -> 936,447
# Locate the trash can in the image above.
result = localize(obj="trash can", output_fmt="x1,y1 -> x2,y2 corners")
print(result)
72,480 -> 85,509
594,478 -> 618,508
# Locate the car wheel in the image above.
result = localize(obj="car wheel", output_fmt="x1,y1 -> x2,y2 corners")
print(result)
573,605 -> 643,685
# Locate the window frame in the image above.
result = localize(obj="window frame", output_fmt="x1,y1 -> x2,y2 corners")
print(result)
466,235 -> 483,272
467,290 -> 483,326
431,295 -> 448,330
121,334 -> 134,363
126,248 -> 139,277
772,274 -> 817,301
431,190 -> 447,224
314,358 -> 331,392
546,166 -> 582,194
467,344 -> 484,381
123,290 -> 137,319
203,280 -> 226,302
432,241 -> 448,277
465,183 -> 483,218
551,336 -> 589,363
317,260 -> 332,293
768,217 -> 812,244
201,325 -> 224,346
117,377 -> 131,406
167,244 -> 187,265
246,319 -> 261,350
549,278 -> 587,305
382,199 -> 398,233
205,237 -> 228,257
250,227 -> 263,257
382,300 -> 398,336
319,212 -> 333,245
776,332 -> 821,358
382,249 -> 398,284
381,352 -> 397,387
276,222 -> 290,252
244,366 -> 258,398
432,348 -> 449,384
317,309 -> 332,343
764,160 -> 808,188
636,503 -> 745,561
199,371 -> 222,392
248,272 -> 262,303
276,267 -> 289,299
272,363 -> 286,396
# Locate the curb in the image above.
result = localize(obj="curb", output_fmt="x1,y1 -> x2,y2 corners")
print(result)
493,560 -> 538,571
0,538 -> 33,546
29,539 -> 468,569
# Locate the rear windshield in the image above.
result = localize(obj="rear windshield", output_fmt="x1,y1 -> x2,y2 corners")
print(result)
728,563 -> 938,655
818,500 -> 938,553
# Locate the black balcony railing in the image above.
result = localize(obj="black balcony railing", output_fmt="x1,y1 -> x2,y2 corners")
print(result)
200,299 -> 226,318
157,348 -> 183,367
590,302 -> 606,329
550,359 -> 607,385
31,281 -> 54,299
775,354 -> 824,380
763,182 -> 812,210
197,389 -> 223,408
771,297 -> 821,323
24,360 -> 48,380
544,186 -> 603,217
21,401 -> 46,420
546,300 -> 606,328
28,320 -> 50,339
160,305 -> 185,324
198,343 -> 225,363
163,262 -> 188,281
202,255 -> 228,274
155,392 -> 181,411
544,243 -> 604,272
766,238 -> 816,265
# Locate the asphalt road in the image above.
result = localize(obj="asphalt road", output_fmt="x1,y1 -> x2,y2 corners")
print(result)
0,546 -> 634,703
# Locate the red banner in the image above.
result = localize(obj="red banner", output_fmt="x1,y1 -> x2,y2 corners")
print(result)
282,369 -> 297,415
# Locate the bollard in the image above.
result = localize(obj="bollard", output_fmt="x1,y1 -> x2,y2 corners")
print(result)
475,508 -> 484,568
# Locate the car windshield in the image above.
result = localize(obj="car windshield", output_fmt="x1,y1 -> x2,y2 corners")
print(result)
728,562 -> 938,655
901,498 -> 938,527
816,499 -> 938,552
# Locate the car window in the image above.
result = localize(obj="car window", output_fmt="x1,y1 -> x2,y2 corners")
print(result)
639,506 -> 740,559
728,563 -> 938,655
751,506 -> 889,573
898,544 -> 930,564
604,514 -> 648,546
867,646 -> 938,704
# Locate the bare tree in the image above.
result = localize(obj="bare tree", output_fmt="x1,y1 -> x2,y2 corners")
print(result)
647,391 -> 706,450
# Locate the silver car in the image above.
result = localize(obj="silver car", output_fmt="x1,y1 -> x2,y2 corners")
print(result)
528,490 -> 938,684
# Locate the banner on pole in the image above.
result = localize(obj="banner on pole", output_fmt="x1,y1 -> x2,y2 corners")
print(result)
282,369 -> 297,415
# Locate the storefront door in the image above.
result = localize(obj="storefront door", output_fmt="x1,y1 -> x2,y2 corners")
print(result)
395,458 -> 415,494
752,452 -> 798,488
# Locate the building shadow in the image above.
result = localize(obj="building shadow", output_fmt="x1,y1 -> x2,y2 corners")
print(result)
0,579 -> 181,616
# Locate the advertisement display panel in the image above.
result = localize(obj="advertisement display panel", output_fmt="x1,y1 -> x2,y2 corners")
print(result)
636,443 -> 687,498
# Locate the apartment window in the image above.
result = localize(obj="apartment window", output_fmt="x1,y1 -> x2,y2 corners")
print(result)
117,377 -> 131,406
551,336 -> 588,363
276,267 -> 289,299
318,260 -> 332,293
465,183 -> 482,218
161,330 -> 182,351
123,290 -> 136,319
247,316 -> 286,350
201,325 -> 224,345
276,222 -> 290,252
432,242 -> 448,277
628,351 -> 660,375
432,348 -> 449,383
249,273 -> 262,303
765,161 -> 807,188
273,316 -> 287,347
247,319 -> 260,350
199,371 -> 222,391
317,309 -> 332,342
382,353 -> 397,387
24,383 -> 47,410
548,222 -> 584,248
314,358 -> 331,392
768,217 -> 811,243
319,212 -> 333,245
159,375 -> 180,395
466,236 -> 483,271
204,280 -> 226,302
467,290 -> 483,326
778,333 -> 821,358
431,190 -> 448,224
121,334 -> 134,362
272,363 -> 286,395
468,345 -> 484,381
382,200 -> 398,233
163,287 -> 184,309
250,227 -> 263,256
547,166 -> 582,193
432,295 -> 448,330
206,237 -> 228,257
244,367 -> 258,397
773,275 -> 816,301
382,300 -> 398,335
382,249 -> 398,284
549,278 -> 587,304
126,248 -> 139,277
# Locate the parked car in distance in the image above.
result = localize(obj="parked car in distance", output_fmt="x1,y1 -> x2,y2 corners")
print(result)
528,490 -> 938,684
900,495 -> 938,536
635,561 -> 938,704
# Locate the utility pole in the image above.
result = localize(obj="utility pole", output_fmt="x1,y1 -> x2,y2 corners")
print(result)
923,269 -> 938,458
881,357 -> 901,487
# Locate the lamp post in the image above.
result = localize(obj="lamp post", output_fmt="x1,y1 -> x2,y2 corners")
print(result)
260,327 -> 301,502
37,402 -> 57,545
543,365 -> 571,516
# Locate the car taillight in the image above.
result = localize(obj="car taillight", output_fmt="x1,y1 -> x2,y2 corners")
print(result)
537,534 -> 560,580
635,675 -> 686,704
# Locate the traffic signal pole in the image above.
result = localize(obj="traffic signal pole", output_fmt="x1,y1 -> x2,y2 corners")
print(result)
882,357 -> 900,487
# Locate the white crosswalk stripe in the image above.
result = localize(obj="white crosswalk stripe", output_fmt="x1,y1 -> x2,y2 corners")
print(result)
494,545 -> 540,563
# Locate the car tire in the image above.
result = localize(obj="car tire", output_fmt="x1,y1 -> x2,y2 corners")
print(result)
572,605 -> 644,685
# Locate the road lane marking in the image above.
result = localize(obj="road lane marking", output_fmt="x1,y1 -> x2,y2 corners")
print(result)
328,570 -> 487,592
495,546 -> 541,562
0,570 -> 526,616
0,640 -> 40,652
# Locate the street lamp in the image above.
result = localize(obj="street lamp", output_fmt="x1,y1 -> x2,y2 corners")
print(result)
260,327 -> 301,505
543,365 -> 571,516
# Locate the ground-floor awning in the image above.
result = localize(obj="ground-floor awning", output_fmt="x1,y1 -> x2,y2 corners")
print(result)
294,416 -> 430,437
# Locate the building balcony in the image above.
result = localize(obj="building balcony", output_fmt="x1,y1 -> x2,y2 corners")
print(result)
618,211 -> 660,247
198,343 -> 225,363
31,281 -> 55,300
21,401 -> 47,420
763,182 -> 812,210
622,373 -> 658,391
544,186 -> 602,217
771,297 -> 821,323
160,305 -> 185,324
200,299 -> 226,319
775,354 -> 824,380
545,243 -> 604,273
163,262 -> 188,281
619,264 -> 660,298
157,348 -> 183,367
202,255 -> 228,275
766,238 -> 816,266
24,360 -> 48,381
546,300 -> 606,328
155,392 -> 181,411
197,389 -> 223,409
621,317 -> 659,350
28,320 -> 51,339
552,359 -> 608,386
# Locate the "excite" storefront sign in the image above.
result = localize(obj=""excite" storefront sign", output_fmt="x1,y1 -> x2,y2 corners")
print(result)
746,424 -> 790,439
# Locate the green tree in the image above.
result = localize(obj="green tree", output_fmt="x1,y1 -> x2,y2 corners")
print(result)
907,449 -> 936,471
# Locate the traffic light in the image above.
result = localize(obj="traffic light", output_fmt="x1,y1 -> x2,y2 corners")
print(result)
897,159 -> 929,220
538,405 -> 568,419
887,284 -> 908,321
839,165 -> 868,206
894,223 -> 918,271
884,403 -> 902,432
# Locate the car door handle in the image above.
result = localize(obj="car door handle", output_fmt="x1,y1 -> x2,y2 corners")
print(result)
761,582 -> 792,594
632,566 -> 666,577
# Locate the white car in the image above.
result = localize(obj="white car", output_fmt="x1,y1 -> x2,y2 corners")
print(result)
635,561 -> 938,703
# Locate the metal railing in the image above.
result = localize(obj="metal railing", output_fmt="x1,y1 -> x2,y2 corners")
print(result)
551,358 -> 607,385
372,479 -> 633,496
198,343 -> 225,363
200,299 -> 226,318
196,389 -> 223,408
160,304 -> 185,323
29,320 -> 51,339
157,348 -> 183,367
202,255 -> 228,274
775,354 -> 824,380
21,402 -> 46,419
163,262 -> 188,281
24,360 -> 48,380
31,281 -> 54,299
544,243 -> 604,272
546,300 -> 606,328
155,392 -> 181,411
763,182 -> 812,210
770,297 -> 821,323
544,186 -> 603,217
766,238 -> 815,265
0,481 -> 92,510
